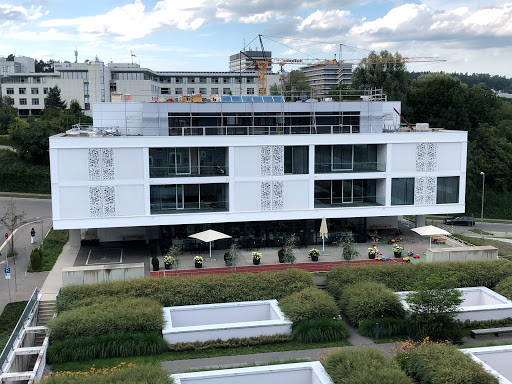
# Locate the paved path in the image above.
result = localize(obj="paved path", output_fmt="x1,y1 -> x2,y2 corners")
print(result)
40,242 -> 80,301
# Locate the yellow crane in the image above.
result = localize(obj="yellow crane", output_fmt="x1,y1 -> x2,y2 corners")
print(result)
253,56 -> 446,96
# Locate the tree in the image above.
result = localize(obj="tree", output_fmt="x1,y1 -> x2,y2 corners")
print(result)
283,234 -> 298,266
340,234 -> 359,263
6,54 -> 14,61
406,73 -> 469,131
0,96 -> 18,135
69,100 -> 82,116
227,243 -> 239,273
44,85 -> 67,110
35,59 -> 54,73
406,274 -> 463,341
328,83 -> 360,101
351,50 -> 409,102
0,198 -> 26,287
269,70 -> 312,100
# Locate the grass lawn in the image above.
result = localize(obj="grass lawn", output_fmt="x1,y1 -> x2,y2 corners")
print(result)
27,229 -> 69,272
0,193 -> 51,199
49,339 -> 351,372
0,301 -> 28,351
468,229 -> 494,236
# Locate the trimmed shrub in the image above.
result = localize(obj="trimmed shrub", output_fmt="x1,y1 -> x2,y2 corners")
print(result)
459,317 -> 512,329
322,347 -> 413,384
358,317 -> 407,339
47,333 -> 168,363
279,287 -> 338,324
49,298 -> 163,342
0,149 -> 50,194
398,342 -> 498,384
293,319 -> 349,343
29,248 -> 42,271
339,282 -> 405,324
0,301 -> 27,351
41,363 -> 172,384
168,334 -> 292,352
495,275 -> 512,300
327,260 -> 512,301
57,268 -> 315,313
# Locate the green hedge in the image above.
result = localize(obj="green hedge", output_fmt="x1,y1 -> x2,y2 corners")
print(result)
29,229 -> 70,272
338,282 -> 405,324
169,334 -> 292,352
41,364 -> 172,384
57,269 -> 315,313
0,149 -> 50,194
279,287 -> 339,325
397,342 -> 498,384
358,317 -> 407,339
495,275 -> 512,300
327,260 -> 512,300
293,319 -> 349,343
322,347 -> 413,384
49,298 -> 163,342
47,333 -> 168,363
0,301 -> 27,351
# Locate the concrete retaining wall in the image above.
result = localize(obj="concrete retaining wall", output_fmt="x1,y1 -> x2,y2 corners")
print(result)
426,246 -> 498,262
62,263 -> 144,286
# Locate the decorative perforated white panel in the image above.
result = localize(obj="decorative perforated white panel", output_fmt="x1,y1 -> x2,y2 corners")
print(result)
88,148 -> 115,180
426,143 -> 438,171
261,146 -> 272,176
272,181 -> 284,210
272,146 -> 284,176
89,186 -> 116,217
261,182 -> 272,210
416,143 -> 438,172
425,177 -> 437,205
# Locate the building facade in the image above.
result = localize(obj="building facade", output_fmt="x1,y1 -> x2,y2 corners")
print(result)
229,49 -> 273,73
0,58 -> 280,115
49,99 -> 467,247
301,64 -> 353,97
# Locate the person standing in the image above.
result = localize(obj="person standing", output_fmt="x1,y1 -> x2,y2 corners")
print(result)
30,228 -> 36,244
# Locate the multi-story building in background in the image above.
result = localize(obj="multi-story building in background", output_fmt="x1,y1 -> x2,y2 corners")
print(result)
229,49 -> 273,73
301,63 -> 353,97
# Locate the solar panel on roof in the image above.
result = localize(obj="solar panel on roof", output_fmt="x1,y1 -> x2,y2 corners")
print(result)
252,96 -> 263,102
272,96 -> 285,102
241,96 -> 252,102
231,96 -> 242,102
220,96 -> 232,102
263,96 -> 274,103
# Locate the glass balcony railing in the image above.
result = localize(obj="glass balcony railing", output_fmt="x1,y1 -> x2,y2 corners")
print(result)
150,200 -> 229,215
149,165 -> 228,178
314,196 -> 385,208
314,162 -> 386,173
168,125 -> 360,136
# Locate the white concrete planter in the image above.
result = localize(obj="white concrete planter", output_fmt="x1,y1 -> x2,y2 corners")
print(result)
396,287 -> 512,322
171,362 -> 333,384
162,300 -> 292,344
462,346 -> 512,384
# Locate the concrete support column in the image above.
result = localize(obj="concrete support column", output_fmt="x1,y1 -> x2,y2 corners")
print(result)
415,215 -> 426,227
68,229 -> 81,247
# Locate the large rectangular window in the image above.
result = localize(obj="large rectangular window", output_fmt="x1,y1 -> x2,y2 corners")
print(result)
315,144 -> 380,173
150,184 -> 228,214
314,179 -> 378,207
284,146 -> 309,174
437,176 -> 459,204
391,178 -> 415,205
149,147 -> 227,177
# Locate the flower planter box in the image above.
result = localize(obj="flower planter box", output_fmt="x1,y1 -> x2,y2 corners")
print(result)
311,255 -> 319,262
195,262 -> 202,268
394,252 -> 402,258
165,263 -> 172,270
368,253 -> 376,259
253,259 -> 260,265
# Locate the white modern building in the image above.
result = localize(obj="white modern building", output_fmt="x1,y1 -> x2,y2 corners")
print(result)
49,97 -> 467,248
0,58 -> 280,116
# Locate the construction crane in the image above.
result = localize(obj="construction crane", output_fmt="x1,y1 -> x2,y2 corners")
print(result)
241,35 -> 446,95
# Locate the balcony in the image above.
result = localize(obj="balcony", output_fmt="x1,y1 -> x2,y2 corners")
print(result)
150,165 -> 228,178
314,196 -> 385,208
150,200 -> 229,215
315,162 -> 386,173
168,124 -> 360,136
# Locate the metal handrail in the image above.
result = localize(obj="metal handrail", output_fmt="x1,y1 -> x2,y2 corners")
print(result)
0,288 -> 38,374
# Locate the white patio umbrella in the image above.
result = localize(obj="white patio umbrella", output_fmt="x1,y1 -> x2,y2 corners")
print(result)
189,229 -> 232,259
411,225 -> 450,248
319,217 -> 329,253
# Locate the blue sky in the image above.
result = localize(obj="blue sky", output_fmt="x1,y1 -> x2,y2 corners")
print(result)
1,0 -> 512,76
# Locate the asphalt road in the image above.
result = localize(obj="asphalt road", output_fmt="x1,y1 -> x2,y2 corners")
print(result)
0,197 -> 52,240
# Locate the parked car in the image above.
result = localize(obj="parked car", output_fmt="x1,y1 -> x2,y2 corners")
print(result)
443,216 -> 476,226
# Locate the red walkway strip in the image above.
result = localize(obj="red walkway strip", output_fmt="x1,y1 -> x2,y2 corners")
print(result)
150,258 -> 406,277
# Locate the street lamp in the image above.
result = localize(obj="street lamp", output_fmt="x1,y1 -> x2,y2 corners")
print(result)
36,217 -> 43,249
480,172 -> 485,237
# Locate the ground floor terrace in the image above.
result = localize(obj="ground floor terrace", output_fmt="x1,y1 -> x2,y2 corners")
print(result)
72,218 -> 456,276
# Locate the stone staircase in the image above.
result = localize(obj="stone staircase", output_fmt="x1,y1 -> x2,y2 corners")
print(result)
35,300 -> 55,346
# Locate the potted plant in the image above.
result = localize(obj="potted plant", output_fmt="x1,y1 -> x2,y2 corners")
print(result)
393,244 -> 404,258
252,252 -> 262,265
194,256 -> 203,268
151,255 -> 160,271
163,254 -> 175,270
308,248 -> 320,262
224,251 -> 232,266
368,246 -> 378,259
278,248 -> 286,263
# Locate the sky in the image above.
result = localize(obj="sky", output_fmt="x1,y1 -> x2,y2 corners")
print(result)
0,0 -> 511,76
